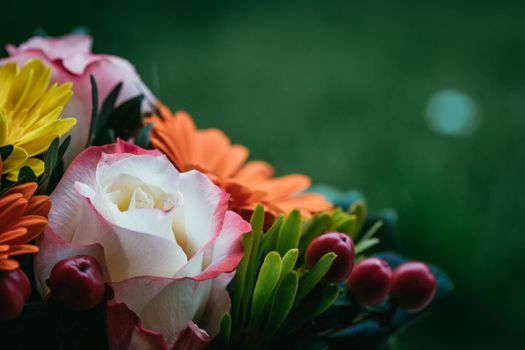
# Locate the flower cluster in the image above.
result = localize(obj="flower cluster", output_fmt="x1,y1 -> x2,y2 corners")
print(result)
0,33 -> 452,350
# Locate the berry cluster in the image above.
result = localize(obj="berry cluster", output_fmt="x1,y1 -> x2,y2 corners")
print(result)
305,232 -> 437,312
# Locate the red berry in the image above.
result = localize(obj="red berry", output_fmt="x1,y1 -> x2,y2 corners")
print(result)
346,258 -> 392,306
391,262 -> 437,313
47,255 -> 105,311
0,269 -> 31,321
305,232 -> 355,282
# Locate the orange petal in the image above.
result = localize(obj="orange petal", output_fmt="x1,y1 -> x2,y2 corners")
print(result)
11,215 -> 48,244
5,244 -> 39,256
0,227 -> 28,244
256,174 -> 311,201
0,258 -> 19,270
194,129 -> 232,174
274,193 -> 333,214
0,197 -> 28,229
0,192 -> 25,212
6,182 -> 38,200
234,161 -> 274,185
27,195 -> 52,216
215,145 -> 249,179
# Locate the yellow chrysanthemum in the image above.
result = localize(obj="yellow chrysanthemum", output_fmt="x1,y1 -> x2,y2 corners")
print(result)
0,59 -> 76,181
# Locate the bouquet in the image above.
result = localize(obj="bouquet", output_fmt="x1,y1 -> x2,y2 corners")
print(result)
0,33 -> 452,350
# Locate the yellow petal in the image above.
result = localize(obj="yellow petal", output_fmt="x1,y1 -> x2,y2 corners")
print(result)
6,157 -> 44,182
0,112 -> 7,145
17,118 -> 76,157
1,146 -> 28,173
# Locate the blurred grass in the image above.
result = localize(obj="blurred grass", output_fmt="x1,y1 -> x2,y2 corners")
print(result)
2,0 -> 525,348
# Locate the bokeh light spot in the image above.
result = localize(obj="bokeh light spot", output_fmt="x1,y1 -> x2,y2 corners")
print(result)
425,89 -> 480,136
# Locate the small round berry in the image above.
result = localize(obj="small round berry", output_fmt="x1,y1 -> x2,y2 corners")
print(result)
47,255 -> 105,311
305,232 -> 355,282
0,269 -> 31,321
346,257 -> 392,306
391,261 -> 437,313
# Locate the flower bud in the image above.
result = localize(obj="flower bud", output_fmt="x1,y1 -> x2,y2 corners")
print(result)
47,255 -> 105,311
391,261 -> 437,313
305,232 -> 355,282
0,269 -> 31,321
346,258 -> 392,306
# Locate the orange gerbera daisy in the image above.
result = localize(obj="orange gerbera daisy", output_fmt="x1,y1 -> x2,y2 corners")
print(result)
0,174 -> 51,270
146,105 -> 332,219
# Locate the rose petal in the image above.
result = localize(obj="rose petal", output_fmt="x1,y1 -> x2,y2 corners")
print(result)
172,321 -> 211,350
106,301 -> 168,350
176,170 -> 229,258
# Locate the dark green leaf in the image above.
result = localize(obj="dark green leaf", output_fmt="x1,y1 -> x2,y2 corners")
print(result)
17,166 -> 37,184
264,271 -> 299,339
135,123 -> 154,149
58,135 -> 72,161
287,284 -> 340,331
92,128 -> 116,146
0,144 -> 14,160
96,82 -> 123,135
109,94 -> 144,139
296,252 -> 337,304
44,137 -> 60,174
88,75 -> 99,146
219,313 -> 232,349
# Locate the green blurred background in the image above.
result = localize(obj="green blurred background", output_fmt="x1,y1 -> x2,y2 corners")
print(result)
2,0 -> 524,348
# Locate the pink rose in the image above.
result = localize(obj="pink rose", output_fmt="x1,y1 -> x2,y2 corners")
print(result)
1,34 -> 155,163
34,140 -> 251,350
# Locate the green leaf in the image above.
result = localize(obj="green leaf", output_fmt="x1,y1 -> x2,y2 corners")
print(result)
276,209 -> 301,256
263,271 -> 299,339
250,251 -> 282,332
93,128 -> 116,146
293,284 -> 341,327
109,94 -> 144,139
260,215 -> 283,257
296,252 -> 337,304
232,231 -> 253,325
58,135 -> 72,162
0,144 -> 13,160
280,248 -> 299,281
219,313 -> 232,349
44,137 -> 60,174
96,82 -> 123,135
241,205 -> 265,324
349,199 -> 367,235
355,238 -> 380,255
354,220 -> 383,255
135,123 -> 154,149
299,213 -> 331,257
88,75 -> 99,145
17,166 -> 37,184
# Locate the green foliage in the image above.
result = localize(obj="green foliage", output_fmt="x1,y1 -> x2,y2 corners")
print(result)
220,202 -> 382,348
17,166 -> 37,184
135,123 -> 154,149
295,252 -> 337,304
87,76 -> 145,147
249,252 -> 282,333
0,144 -> 14,160
276,209 -> 301,256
